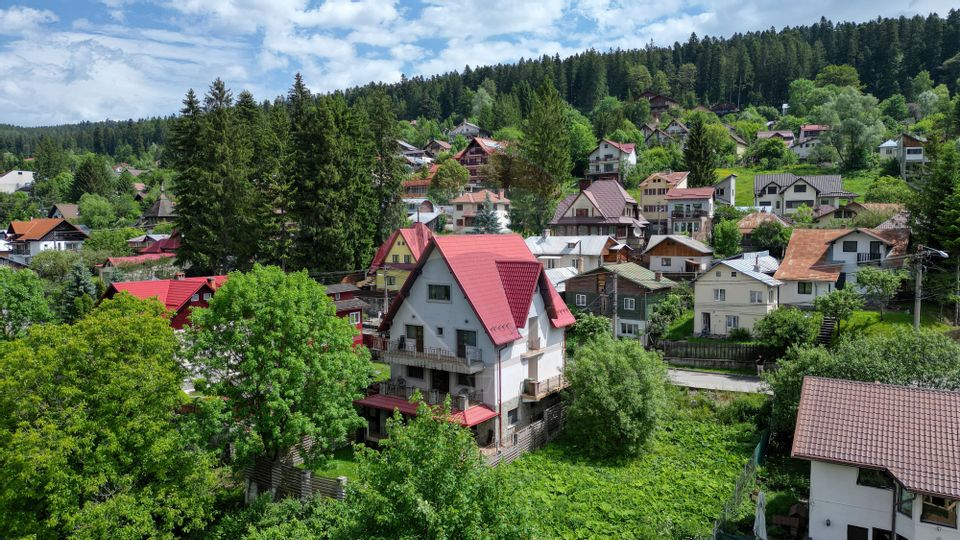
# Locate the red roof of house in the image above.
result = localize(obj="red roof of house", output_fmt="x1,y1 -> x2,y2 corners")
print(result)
665,187 -> 715,200
773,227 -> 910,282
639,171 -> 689,187
453,137 -> 507,159
382,234 -> 575,346
369,223 -> 434,271
792,377 -> 960,499
106,253 -> 176,267
450,189 -> 510,204
139,231 -> 181,254
107,275 -> 227,313
355,394 -> 498,427
801,124 -> 830,132
600,139 -> 636,155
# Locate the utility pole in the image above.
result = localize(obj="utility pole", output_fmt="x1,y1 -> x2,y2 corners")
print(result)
914,252 -> 923,331
612,273 -> 619,337
382,265 -> 390,319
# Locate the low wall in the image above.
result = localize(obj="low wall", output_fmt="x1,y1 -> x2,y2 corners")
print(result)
665,357 -> 762,370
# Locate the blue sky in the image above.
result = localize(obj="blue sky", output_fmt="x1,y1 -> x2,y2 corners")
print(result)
0,0 -> 955,126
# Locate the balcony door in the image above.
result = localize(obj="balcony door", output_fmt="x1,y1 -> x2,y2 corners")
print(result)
870,241 -> 883,259
456,329 -> 477,358
405,324 -> 424,353
431,370 -> 449,393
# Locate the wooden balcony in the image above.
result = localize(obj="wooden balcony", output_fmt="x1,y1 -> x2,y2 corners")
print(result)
521,374 -> 568,402
856,252 -> 882,264
368,336 -> 484,374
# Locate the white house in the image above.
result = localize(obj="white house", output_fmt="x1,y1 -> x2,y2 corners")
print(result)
896,133 -> 928,180
0,170 -> 34,194
878,139 -> 898,158
692,254 -> 781,336
790,136 -> 824,160
665,187 -> 715,241
449,190 -> 510,233
774,228 -> 910,307
367,234 -> 575,449
793,377 -> 960,540
447,120 -> 487,140
2,218 -> 88,266
586,139 -> 637,181
713,174 -> 737,206
642,235 -> 714,274
754,173 -> 858,217
524,234 -> 630,273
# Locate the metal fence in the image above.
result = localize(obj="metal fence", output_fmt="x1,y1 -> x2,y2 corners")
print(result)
712,429 -> 770,539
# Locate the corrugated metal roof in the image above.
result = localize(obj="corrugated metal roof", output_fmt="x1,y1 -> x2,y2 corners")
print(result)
643,234 -> 713,255
593,262 -> 677,291
524,235 -> 624,257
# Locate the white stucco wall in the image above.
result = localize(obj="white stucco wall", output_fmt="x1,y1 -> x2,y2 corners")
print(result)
693,268 -> 778,336
648,254 -> 712,273
778,279 -> 834,307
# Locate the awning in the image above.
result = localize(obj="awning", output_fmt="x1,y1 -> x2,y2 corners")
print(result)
355,394 -> 498,427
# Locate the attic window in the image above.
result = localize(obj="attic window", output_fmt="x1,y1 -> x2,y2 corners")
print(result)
767,186 -> 777,195
794,184 -> 807,193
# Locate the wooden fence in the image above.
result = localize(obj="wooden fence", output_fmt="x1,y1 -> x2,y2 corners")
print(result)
486,402 -> 566,467
245,457 -> 347,503
662,340 -> 776,368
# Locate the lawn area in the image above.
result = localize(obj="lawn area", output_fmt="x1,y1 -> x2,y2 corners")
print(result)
503,389 -> 765,539
371,361 -> 391,382
312,446 -> 360,481
839,308 -> 954,336
664,311 -> 694,340
718,164 -> 878,206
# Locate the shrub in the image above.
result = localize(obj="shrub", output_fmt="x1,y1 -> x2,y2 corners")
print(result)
565,337 -> 668,457
753,308 -> 821,351
813,288 -> 864,328
728,327 -> 752,341
567,309 -> 611,350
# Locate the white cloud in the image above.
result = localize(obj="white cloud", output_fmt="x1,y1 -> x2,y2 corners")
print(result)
0,5 -> 58,35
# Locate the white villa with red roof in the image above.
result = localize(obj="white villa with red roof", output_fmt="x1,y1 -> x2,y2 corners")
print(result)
665,186 -> 715,241
793,377 -> 960,540
364,234 -> 574,451
586,139 -> 637,182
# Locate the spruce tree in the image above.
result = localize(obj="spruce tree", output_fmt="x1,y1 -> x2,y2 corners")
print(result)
362,90 -> 406,250
682,112 -> 719,187
61,260 -> 96,323
471,193 -> 502,234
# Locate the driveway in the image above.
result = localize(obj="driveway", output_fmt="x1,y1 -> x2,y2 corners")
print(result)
667,368 -> 768,394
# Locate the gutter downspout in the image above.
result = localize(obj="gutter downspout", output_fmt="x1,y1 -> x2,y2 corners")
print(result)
497,345 -> 504,448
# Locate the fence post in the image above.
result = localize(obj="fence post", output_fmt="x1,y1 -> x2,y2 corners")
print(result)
336,476 -> 348,500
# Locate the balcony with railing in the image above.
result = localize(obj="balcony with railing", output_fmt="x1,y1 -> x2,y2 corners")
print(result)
856,252 -> 883,264
521,374 -> 568,402
376,378 -> 484,408
368,336 -> 485,374
670,209 -> 709,219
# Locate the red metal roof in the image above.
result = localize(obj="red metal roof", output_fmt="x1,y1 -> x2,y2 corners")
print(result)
369,223 -> 434,271
665,187 -> 715,200
792,377 -> 960,499
106,275 -> 227,313
138,231 -> 181,254
355,394 -> 498,427
382,234 -> 575,346
601,139 -> 636,155
495,260 -> 541,328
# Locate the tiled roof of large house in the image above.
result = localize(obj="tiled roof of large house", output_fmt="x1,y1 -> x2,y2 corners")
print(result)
792,376 -> 960,499
524,235 -> 627,258
665,187 -> 715,200
450,189 -> 509,204
643,234 -> 713,255
6,218 -> 86,241
753,173 -> 856,197
757,130 -> 795,139
640,171 -> 689,187
105,253 -> 176,267
550,179 -> 647,227
369,223 -> 434,271
324,282 -> 360,295
454,137 -> 506,159
773,227 -> 910,282
381,234 -> 575,346
737,212 -> 792,234
107,275 -> 227,313
48,203 -> 80,219
583,262 -> 676,291
597,139 -> 636,154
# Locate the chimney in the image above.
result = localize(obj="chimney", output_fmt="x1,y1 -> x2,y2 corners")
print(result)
654,272 -> 662,282
754,255 -> 761,273
578,178 -> 592,190
206,276 -> 216,289
174,272 -> 185,280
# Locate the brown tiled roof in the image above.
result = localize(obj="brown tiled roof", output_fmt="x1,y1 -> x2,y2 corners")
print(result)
773,229 -> 847,282
550,179 -> 646,227
450,189 -> 509,204
665,187 -> 714,200
7,218 -> 84,242
792,377 -> 960,499
737,212 -> 792,234
49,203 -> 79,219
640,171 -> 689,187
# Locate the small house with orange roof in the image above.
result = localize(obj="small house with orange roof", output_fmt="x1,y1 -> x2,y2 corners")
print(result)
368,223 -> 434,292
2,217 -> 88,266
449,189 -> 510,233
104,274 -> 228,329
364,234 -> 574,449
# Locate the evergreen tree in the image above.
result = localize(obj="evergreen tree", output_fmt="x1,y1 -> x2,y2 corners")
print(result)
61,260 -> 96,323
362,90 -> 407,250
70,154 -> 113,201
682,112 -> 719,187
471,193 -> 502,234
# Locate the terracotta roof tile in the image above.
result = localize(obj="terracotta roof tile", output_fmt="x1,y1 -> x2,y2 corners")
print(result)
773,229 -> 847,282
550,179 -> 644,227
495,260 -> 542,328
450,189 -> 509,204
7,218 -> 85,242
665,187 -> 715,200
640,171 -> 689,187
792,377 -> 960,499
737,212 -> 792,234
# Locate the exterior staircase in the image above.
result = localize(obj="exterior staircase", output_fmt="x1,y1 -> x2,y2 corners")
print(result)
816,317 -> 837,346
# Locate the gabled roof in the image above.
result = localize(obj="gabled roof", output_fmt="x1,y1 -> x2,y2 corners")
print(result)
637,91 -> 679,105
397,139 -> 419,152
450,189 -> 509,204
792,377 -> 960,499
756,130 -> 795,139
107,275 -> 227,313
773,229 -> 847,282
724,125 -> 747,145
48,203 -> 79,219
139,231 -> 181,254
426,138 -> 451,150
878,139 -> 898,148
524,235 -> 626,258
737,211 -> 792,235
581,262 -> 676,291
324,283 -> 360,295
753,173 -> 847,197
640,171 -> 689,187
381,234 -> 575,346
665,187 -> 715,200
594,139 -> 636,155
455,137 -> 506,159
6,218 -> 87,242
369,223 -> 434,271
800,124 -> 830,132
700,259 -> 782,287
143,192 -> 175,219
643,234 -> 713,255
550,179 -> 646,228
666,119 -> 689,132
544,266 -> 578,293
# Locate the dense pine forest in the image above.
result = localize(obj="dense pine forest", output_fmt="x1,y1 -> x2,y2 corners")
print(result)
1,11 -> 959,159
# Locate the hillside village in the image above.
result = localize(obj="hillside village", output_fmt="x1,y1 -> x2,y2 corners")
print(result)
2,8 -> 960,540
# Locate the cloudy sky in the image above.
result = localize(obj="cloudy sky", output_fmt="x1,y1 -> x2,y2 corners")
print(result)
0,0 -> 955,126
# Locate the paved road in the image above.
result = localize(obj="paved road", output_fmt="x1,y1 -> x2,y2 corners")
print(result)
667,368 -> 768,393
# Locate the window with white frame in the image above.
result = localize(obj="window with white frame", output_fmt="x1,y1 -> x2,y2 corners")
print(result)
620,323 -> 639,335
349,311 -> 361,325
202,293 -> 212,301
768,289 -> 775,303
623,298 -> 636,311
750,291 -> 764,304
725,315 -> 739,329
714,289 -> 726,301
575,294 -> 587,307
191,294 -> 200,302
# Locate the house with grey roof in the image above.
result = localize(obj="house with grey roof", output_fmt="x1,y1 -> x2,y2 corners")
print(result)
753,173 -> 858,217
549,178 -> 648,250
642,234 -> 714,274
692,254 -> 782,336
793,377 -> 960,540
524,233 -> 630,274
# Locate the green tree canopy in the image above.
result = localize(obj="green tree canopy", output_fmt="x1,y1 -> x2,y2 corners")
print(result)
682,112 -> 722,186
70,154 -> 114,201
813,287 -> 864,327
710,219 -> 742,258
753,307 -> 821,352
78,193 -> 116,229
812,86 -> 885,170
0,267 -> 52,340
864,175 -> 913,204
855,266 -> 906,320
565,337 -> 668,457
187,265 -> 371,469
750,220 -> 792,258
470,193 -> 502,234
429,157 -> 469,204
0,294 -> 218,538
815,64 -> 862,89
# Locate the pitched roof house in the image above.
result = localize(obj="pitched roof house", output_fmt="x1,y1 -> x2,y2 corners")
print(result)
104,275 -> 228,329
793,377 -> 960,538
524,234 -> 630,273
1,218 -> 88,266
586,139 -> 637,181
447,120 -> 489,141
324,283 -> 366,346
424,138 -> 452,157
692,254 -> 782,336
642,234 -> 714,274
449,189 -> 510,233
368,222 -> 434,292
140,190 -> 176,228
638,171 -> 690,234
665,187 -> 715,241
756,130 -> 796,145
47,203 -> 80,220
637,91 -> 680,117
754,173 -> 858,217
454,137 -> 507,191
0,170 -> 34,194
138,230 -> 181,254
550,179 -> 647,249
366,234 -> 574,448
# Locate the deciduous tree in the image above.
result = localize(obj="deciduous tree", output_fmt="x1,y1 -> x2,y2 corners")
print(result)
0,267 -> 52,340
710,219 -> 742,258
856,266 -> 906,320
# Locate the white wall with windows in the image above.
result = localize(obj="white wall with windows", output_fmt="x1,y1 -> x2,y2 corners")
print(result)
693,266 -> 779,336
779,279 -> 833,307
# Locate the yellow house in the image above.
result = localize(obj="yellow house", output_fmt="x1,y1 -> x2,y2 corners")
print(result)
638,171 -> 689,234
369,223 -> 434,291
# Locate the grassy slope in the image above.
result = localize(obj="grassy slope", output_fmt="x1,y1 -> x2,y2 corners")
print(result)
312,446 -> 359,481
717,164 -> 877,206
504,390 -> 762,539
839,309 -> 953,336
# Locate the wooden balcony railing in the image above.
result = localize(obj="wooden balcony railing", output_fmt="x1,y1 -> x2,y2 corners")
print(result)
368,336 -> 484,374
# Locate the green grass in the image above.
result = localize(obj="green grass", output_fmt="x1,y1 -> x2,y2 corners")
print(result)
504,389 -> 763,539
371,362 -> 391,382
312,446 -> 360,481
664,311 -> 694,340
839,308 -> 953,336
718,164 -> 879,206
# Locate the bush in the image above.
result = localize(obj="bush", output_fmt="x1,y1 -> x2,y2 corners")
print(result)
728,327 -> 752,341
813,288 -> 864,327
567,309 -> 611,349
753,308 -> 821,351
716,393 -> 771,428
565,337 -> 668,457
